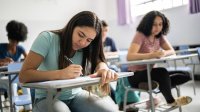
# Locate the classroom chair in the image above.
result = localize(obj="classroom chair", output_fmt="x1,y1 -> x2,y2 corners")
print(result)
0,88 -> 7,112
121,77 -> 184,112
115,64 -> 141,111
0,63 -> 32,112
166,45 -> 199,95
8,63 -> 32,112
119,54 -> 191,112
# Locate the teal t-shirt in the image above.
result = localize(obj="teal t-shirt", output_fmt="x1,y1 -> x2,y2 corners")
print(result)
31,31 -> 82,100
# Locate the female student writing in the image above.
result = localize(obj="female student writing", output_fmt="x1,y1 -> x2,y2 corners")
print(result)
127,10 -> 192,106
19,11 -> 118,112
0,20 -> 28,66
0,20 -> 31,111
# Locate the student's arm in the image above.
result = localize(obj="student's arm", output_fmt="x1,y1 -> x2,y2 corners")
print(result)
19,51 -> 82,83
90,62 -> 118,85
127,43 -> 156,61
0,62 -> 3,66
127,42 -> 175,61
127,34 -> 175,61
0,57 -> 13,66
22,52 -> 27,58
160,37 -> 175,56
127,33 -> 158,61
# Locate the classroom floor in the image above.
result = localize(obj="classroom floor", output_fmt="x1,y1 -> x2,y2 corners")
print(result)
1,81 -> 200,112
126,81 -> 200,112
170,81 -> 200,112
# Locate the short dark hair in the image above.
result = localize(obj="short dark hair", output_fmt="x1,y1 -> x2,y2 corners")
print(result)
137,10 -> 169,38
6,20 -> 28,42
101,20 -> 108,27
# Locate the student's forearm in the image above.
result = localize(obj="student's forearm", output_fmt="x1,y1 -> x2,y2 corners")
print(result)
95,62 -> 109,71
127,53 -> 153,61
19,69 -> 62,83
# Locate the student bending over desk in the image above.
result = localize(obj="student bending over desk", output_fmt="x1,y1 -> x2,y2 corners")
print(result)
127,10 -> 192,107
0,20 -> 31,111
0,20 -> 28,66
19,11 -> 118,112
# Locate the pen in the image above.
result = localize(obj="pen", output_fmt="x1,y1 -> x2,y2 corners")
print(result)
64,55 -> 83,76
64,55 -> 73,64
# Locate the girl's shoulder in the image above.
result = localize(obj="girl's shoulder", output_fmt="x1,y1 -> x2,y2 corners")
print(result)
0,43 -> 7,46
37,31 -> 60,42
39,31 -> 58,38
134,31 -> 146,41
0,43 -> 8,51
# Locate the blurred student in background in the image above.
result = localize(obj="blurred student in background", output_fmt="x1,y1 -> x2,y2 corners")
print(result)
101,20 -> 119,104
0,20 -> 28,66
102,20 -> 118,55
101,20 -> 119,72
127,10 -> 192,107
0,20 -> 31,111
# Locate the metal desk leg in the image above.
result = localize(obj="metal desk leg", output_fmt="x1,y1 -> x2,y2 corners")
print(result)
8,75 -> 13,112
46,89 -> 62,112
191,64 -> 196,95
47,89 -> 54,112
0,93 -> 3,112
147,64 -> 155,112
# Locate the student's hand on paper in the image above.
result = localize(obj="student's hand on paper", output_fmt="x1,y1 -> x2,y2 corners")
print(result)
0,62 -> 5,66
4,57 -> 14,63
61,64 -> 83,79
90,69 -> 118,86
0,57 -> 14,66
151,50 -> 165,58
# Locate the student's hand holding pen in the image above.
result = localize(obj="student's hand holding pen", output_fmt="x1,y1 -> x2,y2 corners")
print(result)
58,56 -> 83,79
60,64 -> 83,79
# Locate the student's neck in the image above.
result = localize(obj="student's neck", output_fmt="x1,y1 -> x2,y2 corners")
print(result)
8,44 -> 17,54
149,35 -> 156,42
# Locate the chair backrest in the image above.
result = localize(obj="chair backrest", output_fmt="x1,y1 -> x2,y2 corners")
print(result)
177,45 -> 193,65
8,63 -> 32,110
178,45 -> 190,55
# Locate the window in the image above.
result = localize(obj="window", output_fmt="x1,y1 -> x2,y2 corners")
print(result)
130,0 -> 188,17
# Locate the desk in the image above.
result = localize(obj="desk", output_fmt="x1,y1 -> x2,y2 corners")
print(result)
22,72 -> 133,112
175,48 -> 198,54
118,54 -> 198,112
0,70 -> 19,112
105,54 -> 120,63
0,62 -> 22,112
0,66 -> 7,72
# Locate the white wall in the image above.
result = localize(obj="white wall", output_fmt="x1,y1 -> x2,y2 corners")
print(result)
106,3 -> 200,49
0,0 -> 200,51
0,0 -> 107,51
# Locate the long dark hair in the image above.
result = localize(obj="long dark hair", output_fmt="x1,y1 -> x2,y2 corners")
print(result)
137,10 -> 170,38
53,11 -> 105,75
